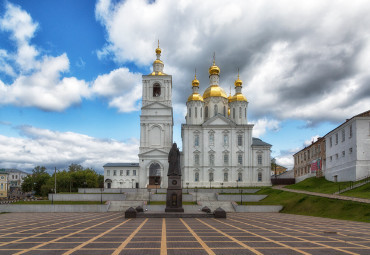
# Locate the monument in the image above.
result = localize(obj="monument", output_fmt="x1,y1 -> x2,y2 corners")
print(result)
165,143 -> 184,212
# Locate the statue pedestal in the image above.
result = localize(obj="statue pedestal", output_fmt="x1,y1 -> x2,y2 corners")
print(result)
165,176 -> 184,212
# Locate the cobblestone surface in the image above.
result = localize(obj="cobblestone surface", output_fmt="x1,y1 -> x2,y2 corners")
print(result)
0,212 -> 369,254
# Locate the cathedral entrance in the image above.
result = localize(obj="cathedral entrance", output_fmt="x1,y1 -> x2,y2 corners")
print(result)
149,163 -> 161,186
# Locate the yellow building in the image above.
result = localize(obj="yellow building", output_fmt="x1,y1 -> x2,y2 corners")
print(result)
0,170 -> 8,198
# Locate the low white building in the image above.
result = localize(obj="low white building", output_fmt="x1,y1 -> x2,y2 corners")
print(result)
325,110 -> 370,182
103,163 -> 139,189
4,169 -> 29,188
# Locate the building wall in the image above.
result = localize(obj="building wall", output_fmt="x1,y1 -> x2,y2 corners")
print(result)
325,116 -> 370,182
104,166 -> 139,189
0,173 -> 8,198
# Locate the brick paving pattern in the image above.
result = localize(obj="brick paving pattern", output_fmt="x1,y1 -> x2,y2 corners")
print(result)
0,212 -> 369,254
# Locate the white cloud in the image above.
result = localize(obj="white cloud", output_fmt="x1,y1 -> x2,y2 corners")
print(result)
0,125 -> 139,171
252,118 -> 280,137
92,68 -> 142,112
304,135 -> 320,147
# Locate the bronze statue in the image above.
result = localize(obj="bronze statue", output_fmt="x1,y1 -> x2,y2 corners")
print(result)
168,143 -> 181,176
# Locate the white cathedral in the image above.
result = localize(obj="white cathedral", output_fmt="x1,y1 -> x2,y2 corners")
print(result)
103,46 -> 272,189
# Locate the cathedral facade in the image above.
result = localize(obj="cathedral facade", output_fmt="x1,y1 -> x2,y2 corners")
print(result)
103,46 -> 272,188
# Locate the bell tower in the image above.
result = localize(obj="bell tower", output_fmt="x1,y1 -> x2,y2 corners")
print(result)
138,43 -> 173,188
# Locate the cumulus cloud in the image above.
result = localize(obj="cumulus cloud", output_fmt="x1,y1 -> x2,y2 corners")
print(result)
252,118 -> 280,138
95,0 -> 370,124
0,125 -> 139,171
92,67 -> 142,112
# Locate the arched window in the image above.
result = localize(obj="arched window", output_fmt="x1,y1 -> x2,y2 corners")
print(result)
245,108 -> 247,118
209,172 -> 214,182
153,84 -> 161,97
238,172 -> 243,181
223,106 -> 226,116
149,163 -> 161,176
205,106 -> 208,118
200,108 -> 202,118
258,172 -> 262,182
214,105 -> 218,116
195,172 -> 199,182
189,108 -> 191,117
233,108 -> 235,119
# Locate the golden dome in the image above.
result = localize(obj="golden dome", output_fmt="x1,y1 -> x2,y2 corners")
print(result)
203,85 -> 227,99
187,93 -> 204,102
234,77 -> 243,87
153,59 -> 163,64
229,93 -> 247,102
228,108 -> 230,116
192,76 -> 199,87
209,63 -> 220,75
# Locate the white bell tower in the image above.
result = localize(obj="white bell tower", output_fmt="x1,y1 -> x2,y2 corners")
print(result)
138,43 -> 173,188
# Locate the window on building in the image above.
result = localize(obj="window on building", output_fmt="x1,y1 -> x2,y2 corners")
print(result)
209,154 -> 215,166
239,107 -> 242,118
189,108 -> 191,117
120,170 -> 123,176
330,137 -> 332,147
153,84 -> 161,97
194,154 -> 200,165
224,154 -> 229,165
336,154 -> 338,159
209,133 -> 214,146
223,134 -> 228,146
245,108 -> 247,118
107,170 -> 110,176
335,133 -> 338,144
308,150 -> 310,159
349,148 -> 353,154
318,145 -> 321,153
113,170 -> 117,176
195,172 -> 199,182
195,107 -> 197,118
342,151 -> 345,157
214,105 -> 218,116
258,155 -> 262,165
0,184 -> 3,189
209,172 -> 214,182
258,172 -> 262,182
238,172 -> 242,181
238,154 -> 243,165
330,156 -> 332,162
126,170 -> 130,176
224,172 -> 228,182
133,170 -> 136,176
304,153 -> 306,161
194,134 -> 199,146
342,129 -> 345,142
205,106 -> 208,118
233,108 -> 235,119
200,107 -> 202,117
223,106 -> 226,116
349,124 -> 352,138
237,135 -> 242,146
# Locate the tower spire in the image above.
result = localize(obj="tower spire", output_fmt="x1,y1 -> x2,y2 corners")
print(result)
213,52 -> 216,65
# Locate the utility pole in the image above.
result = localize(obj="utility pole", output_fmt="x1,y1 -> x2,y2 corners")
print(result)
54,167 -> 57,194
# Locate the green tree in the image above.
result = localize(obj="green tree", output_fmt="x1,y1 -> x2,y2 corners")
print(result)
21,166 -> 50,196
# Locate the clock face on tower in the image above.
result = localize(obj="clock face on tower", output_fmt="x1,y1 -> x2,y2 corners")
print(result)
172,180 -> 177,185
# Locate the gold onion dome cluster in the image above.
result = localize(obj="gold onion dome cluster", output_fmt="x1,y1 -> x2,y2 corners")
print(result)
187,74 -> 203,102
230,75 -> 247,102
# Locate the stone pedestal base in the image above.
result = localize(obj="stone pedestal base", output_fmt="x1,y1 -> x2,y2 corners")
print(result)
165,207 -> 184,212
165,175 -> 184,213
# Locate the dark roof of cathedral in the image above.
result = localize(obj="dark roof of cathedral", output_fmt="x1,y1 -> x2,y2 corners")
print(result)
252,138 -> 272,147
103,163 -> 139,167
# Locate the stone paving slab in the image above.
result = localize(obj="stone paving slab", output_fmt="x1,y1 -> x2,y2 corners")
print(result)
0,212 -> 369,254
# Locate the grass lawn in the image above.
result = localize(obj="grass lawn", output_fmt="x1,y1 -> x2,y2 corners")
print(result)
285,177 -> 355,194
341,182 -> 370,199
13,201 -> 106,205
148,201 -> 197,205
240,187 -> 370,223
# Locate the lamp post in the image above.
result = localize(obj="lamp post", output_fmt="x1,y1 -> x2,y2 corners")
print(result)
148,189 -> 151,205
100,187 -> 103,204
221,182 -> 223,193
54,167 -> 57,194
195,186 -> 198,203
186,182 -> 189,193
209,180 -> 212,189
51,189 -> 54,205
240,189 -> 243,205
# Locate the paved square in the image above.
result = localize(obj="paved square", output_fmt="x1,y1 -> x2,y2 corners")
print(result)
0,212 -> 369,254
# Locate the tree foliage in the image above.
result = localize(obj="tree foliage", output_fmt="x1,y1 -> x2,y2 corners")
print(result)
22,164 -> 103,196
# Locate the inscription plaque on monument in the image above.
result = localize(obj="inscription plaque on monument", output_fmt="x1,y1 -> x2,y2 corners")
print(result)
165,143 -> 184,212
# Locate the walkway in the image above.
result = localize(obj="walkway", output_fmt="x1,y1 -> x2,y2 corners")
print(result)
1,212 -> 369,254
273,186 -> 370,204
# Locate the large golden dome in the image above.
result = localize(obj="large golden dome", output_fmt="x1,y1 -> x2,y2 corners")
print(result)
203,85 -> 227,99
209,63 -> 220,75
229,93 -> 247,102
187,93 -> 203,102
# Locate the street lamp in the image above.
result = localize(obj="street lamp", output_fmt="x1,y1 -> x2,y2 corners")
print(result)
195,186 -> 198,203
100,187 -> 103,204
221,182 -> 223,193
148,189 -> 151,205
186,182 -> 189,193
240,189 -> 243,205
209,180 -> 212,189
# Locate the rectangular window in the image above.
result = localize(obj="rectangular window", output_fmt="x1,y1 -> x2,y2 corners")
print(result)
194,134 -> 199,147
126,170 -> 130,176
330,137 -> 332,147
237,135 -> 242,146
342,129 -> 345,142
258,155 -> 262,165
189,108 -> 191,117
308,150 -> 310,159
107,170 -> 110,176
113,170 -> 117,176
335,133 -> 338,144
238,172 -> 242,181
336,154 -> 338,159
318,145 -> 321,153
330,156 -> 332,162
224,172 -> 228,182
238,154 -> 243,165
133,170 -> 136,176
224,154 -> 229,165
195,172 -> 199,182
194,154 -> 200,165
209,154 -> 215,166
342,151 -> 345,157
209,134 -> 214,146
349,148 -> 353,154
239,107 -> 242,118
209,172 -> 214,182
223,134 -> 228,146
120,170 -> 123,176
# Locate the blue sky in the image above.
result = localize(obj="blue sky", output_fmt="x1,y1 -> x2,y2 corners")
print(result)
1,0 -> 369,173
